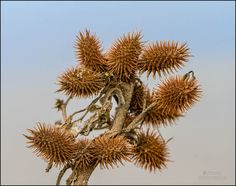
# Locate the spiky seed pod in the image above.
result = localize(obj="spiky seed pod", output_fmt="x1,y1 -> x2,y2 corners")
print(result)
139,41 -> 191,78
75,139 -> 96,169
90,135 -> 131,169
144,106 -> 183,127
141,90 -> 182,127
75,30 -> 107,72
153,75 -> 201,114
24,123 -> 77,167
57,67 -> 106,98
131,130 -> 169,172
106,32 -> 143,82
129,82 -> 146,113
128,84 -> 182,126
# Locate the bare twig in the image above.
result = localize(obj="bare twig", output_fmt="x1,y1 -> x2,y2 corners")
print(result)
79,100 -> 112,136
65,95 -> 73,105
62,81 -> 114,129
71,82 -> 112,124
94,124 -> 110,130
56,163 -> 71,186
61,96 -> 72,122
72,84 -> 122,136
70,108 -> 87,118
66,166 -> 78,186
134,119 -> 145,130
124,102 -> 157,133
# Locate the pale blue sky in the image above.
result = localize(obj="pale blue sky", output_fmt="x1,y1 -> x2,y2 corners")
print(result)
1,1 -> 235,185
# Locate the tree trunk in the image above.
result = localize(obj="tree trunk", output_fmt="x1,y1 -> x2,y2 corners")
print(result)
111,82 -> 134,132
73,165 -> 97,186
70,82 -> 134,186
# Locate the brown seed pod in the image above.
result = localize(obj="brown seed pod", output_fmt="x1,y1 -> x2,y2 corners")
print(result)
57,67 -> 106,98
129,82 -> 146,113
138,41 -> 191,78
90,135 -> 131,169
75,139 -> 96,169
106,32 -> 143,82
23,123 -> 77,167
75,30 -> 107,72
139,90 -> 182,127
153,75 -> 201,114
144,106 -> 183,127
131,130 -> 169,172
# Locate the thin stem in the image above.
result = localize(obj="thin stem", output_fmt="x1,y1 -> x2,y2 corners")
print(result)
65,81 -> 114,130
71,89 -> 106,124
72,85 -> 116,136
125,102 -> 157,132
134,119 -> 145,130
70,109 -> 87,118
65,95 -> 73,105
156,127 -> 165,141
78,110 -> 90,122
94,124 -> 110,130
66,166 -> 78,186
62,82 -> 112,127
61,96 -> 72,122
56,163 -> 71,186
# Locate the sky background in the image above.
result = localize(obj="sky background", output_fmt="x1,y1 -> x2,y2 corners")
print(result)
1,1 -> 235,185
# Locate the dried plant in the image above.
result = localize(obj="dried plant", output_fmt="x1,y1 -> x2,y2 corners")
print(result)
75,30 -> 107,72
106,32 -> 143,82
57,67 -> 105,98
24,123 -> 78,168
129,82 -> 146,113
24,30 -> 202,185
131,130 -> 169,172
153,74 -> 201,114
90,135 -> 130,169
144,90 -> 183,127
138,41 -> 191,78
75,139 -> 96,169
